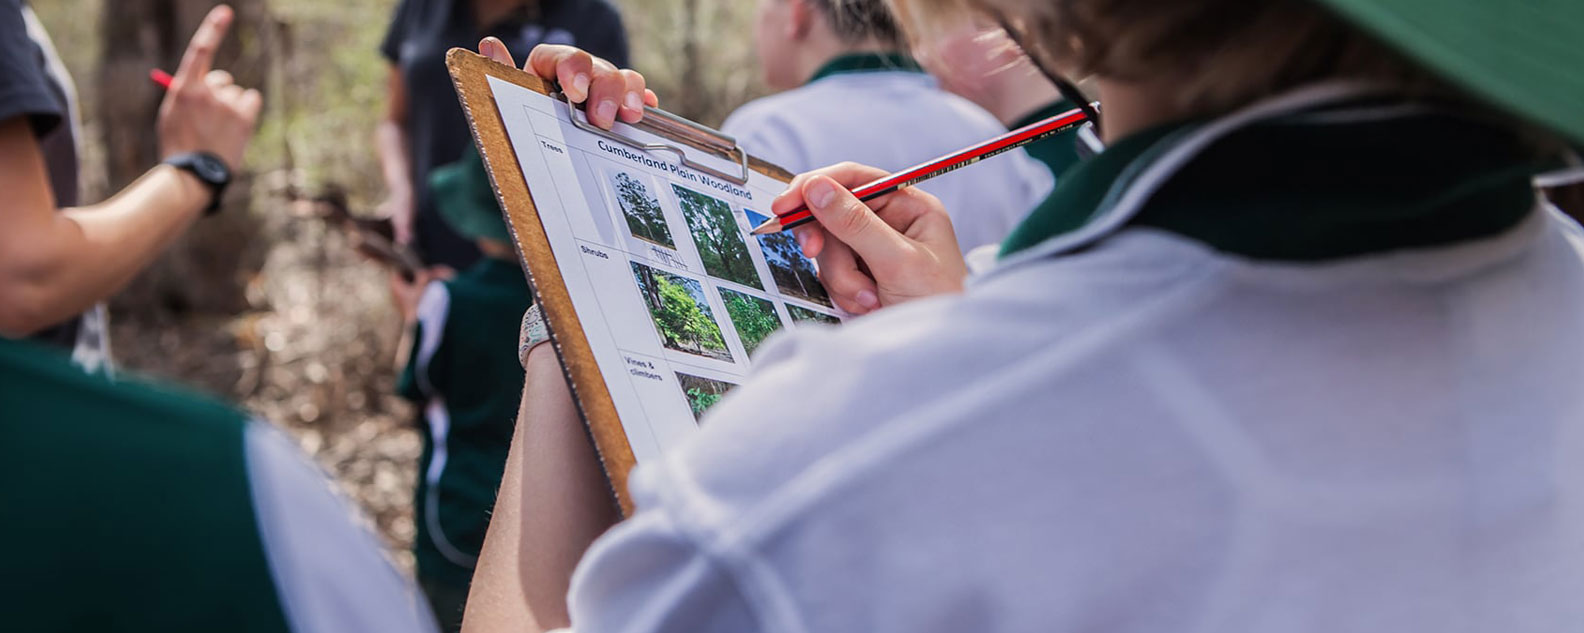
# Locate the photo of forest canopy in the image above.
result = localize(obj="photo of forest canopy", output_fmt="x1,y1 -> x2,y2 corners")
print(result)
672,185 -> 762,289
675,372 -> 738,423
744,209 -> 832,307
631,262 -> 733,362
719,288 -> 785,357
610,171 -> 674,248
787,304 -> 842,326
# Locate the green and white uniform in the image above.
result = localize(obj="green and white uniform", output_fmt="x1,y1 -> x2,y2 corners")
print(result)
398,256 -> 533,623
552,85 -> 1584,633
0,339 -> 436,632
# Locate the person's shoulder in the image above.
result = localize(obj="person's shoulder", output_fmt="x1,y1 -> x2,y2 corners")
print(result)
629,232 -> 1232,531
0,340 -> 246,436
720,89 -> 814,134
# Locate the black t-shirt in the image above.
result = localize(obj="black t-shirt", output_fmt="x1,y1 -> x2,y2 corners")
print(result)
382,0 -> 629,268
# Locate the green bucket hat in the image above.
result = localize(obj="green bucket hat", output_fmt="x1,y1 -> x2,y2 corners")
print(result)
430,145 -> 512,244
1312,0 -> 1584,144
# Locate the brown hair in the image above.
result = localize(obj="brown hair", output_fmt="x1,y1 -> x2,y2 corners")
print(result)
888,0 -> 1445,117
808,0 -> 907,48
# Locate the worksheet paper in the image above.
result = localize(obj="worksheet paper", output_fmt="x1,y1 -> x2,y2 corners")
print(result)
489,76 -> 843,463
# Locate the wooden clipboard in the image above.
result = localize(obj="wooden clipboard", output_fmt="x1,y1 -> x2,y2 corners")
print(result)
447,49 -> 795,515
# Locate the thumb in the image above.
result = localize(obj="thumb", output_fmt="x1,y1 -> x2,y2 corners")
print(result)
801,176 -> 909,262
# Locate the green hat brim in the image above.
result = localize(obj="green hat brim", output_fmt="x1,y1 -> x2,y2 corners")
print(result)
430,146 -> 512,244
1313,0 -> 1584,144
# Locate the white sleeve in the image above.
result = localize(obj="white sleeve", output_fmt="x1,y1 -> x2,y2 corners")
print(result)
412,281 -> 451,398
564,504 -> 765,633
244,421 -> 440,633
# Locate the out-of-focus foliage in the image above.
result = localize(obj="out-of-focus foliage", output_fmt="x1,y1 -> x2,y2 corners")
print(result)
616,0 -> 769,126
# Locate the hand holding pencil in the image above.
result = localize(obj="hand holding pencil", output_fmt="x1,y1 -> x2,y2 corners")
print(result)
772,163 -> 969,316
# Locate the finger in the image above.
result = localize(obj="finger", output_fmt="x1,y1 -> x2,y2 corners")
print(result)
771,162 -> 891,216
800,174 -> 913,266
479,36 -> 516,67
206,69 -> 235,89
616,69 -> 648,124
218,83 -> 244,103
526,44 -> 594,102
583,62 -> 629,129
643,89 -> 659,108
812,234 -> 882,315
174,5 -> 233,86
236,88 -> 263,121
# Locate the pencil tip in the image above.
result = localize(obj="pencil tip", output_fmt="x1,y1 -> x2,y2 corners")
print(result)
749,218 -> 780,235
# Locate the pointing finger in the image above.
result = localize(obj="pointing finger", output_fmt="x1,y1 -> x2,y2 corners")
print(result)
174,5 -> 233,87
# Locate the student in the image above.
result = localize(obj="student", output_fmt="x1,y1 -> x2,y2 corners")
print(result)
721,0 -> 1051,254
0,2 -> 260,370
0,345 -> 437,631
389,147 -> 537,632
377,0 -> 629,269
472,0 -> 1584,629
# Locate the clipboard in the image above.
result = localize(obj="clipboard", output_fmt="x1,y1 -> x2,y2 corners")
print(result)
447,49 -> 839,514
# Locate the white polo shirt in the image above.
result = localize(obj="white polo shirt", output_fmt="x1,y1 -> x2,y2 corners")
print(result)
721,53 -> 1053,252
560,85 -> 1584,633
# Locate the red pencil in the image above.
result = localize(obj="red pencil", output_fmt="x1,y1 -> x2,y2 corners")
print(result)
149,69 -> 174,90
750,105 -> 1093,235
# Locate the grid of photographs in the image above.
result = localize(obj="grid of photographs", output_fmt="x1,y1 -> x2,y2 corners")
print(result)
672,185 -> 763,290
630,262 -> 734,362
610,170 -> 674,248
718,288 -> 786,357
674,372 -> 738,422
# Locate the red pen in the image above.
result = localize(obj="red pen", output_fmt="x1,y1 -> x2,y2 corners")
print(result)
149,69 -> 174,90
751,105 -> 1094,235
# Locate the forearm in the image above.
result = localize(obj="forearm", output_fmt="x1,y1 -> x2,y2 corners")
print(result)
463,346 -> 620,633
0,166 -> 208,335
375,119 -> 413,198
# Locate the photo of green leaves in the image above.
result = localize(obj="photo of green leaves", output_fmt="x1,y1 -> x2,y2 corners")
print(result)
719,288 -> 786,357
630,262 -> 733,362
611,171 -> 674,248
786,304 -> 842,326
675,372 -> 738,423
672,185 -> 762,289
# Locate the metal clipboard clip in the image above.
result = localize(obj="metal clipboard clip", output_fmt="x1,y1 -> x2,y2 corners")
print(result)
557,92 -> 752,185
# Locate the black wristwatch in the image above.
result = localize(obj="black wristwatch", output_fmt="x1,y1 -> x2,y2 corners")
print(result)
163,152 -> 232,215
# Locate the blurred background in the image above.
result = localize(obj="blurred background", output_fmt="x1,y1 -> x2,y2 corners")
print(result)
33,0 -> 767,570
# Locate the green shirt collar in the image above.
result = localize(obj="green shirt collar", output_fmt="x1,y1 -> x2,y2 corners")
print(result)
1000,101 -> 1544,261
1009,99 -> 1085,178
806,52 -> 922,85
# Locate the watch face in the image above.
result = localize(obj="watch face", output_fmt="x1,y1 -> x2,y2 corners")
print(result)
194,155 -> 229,183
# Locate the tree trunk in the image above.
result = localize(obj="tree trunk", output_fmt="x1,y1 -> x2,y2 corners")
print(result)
98,0 -> 269,317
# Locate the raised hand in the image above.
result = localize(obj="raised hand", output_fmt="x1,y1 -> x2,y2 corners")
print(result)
156,5 -> 263,171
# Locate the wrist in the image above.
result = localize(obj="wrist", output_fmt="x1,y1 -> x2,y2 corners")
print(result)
158,164 -> 215,216
162,151 -> 232,215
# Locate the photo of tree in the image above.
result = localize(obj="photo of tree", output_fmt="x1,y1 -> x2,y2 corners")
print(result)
672,185 -> 762,289
719,288 -> 785,357
631,262 -> 733,362
787,304 -> 842,326
609,171 -> 674,248
745,209 -> 832,307
675,372 -> 738,423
